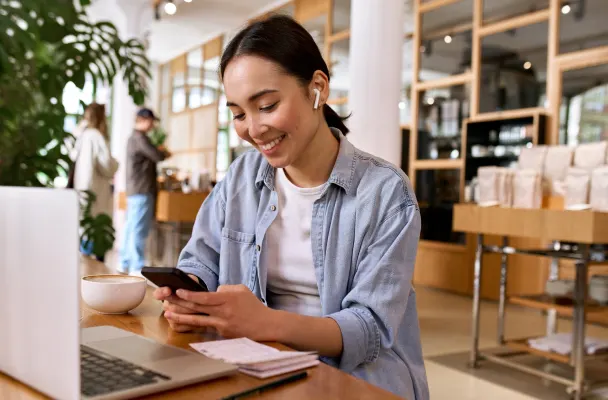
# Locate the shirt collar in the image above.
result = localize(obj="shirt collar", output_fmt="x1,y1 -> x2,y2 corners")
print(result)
255,128 -> 356,195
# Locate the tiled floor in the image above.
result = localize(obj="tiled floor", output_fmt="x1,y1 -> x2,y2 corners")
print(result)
416,287 -> 608,399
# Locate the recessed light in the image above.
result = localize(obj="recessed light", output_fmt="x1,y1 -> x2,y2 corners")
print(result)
444,35 -> 452,44
427,97 -> 435,105
523,61 -> 532,70
165,1 -> 177,15
398,102 -> 406,110
561,4 -> 571,14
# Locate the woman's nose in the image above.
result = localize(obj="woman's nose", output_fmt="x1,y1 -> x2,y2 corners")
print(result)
248,117 -> 269,139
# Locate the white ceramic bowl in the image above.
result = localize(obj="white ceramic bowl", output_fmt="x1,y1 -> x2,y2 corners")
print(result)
81,275 -> 147,314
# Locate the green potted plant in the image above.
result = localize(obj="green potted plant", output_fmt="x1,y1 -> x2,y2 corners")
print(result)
149,126 -> 168,147
0,0 -> 151,260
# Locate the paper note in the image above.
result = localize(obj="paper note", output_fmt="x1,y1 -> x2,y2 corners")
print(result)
190,338 -> 319,378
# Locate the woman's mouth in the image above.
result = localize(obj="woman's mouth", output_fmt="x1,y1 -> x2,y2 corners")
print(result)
259,135 -> 286,153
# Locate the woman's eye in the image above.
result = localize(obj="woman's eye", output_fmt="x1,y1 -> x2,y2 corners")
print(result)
260,102 -> 278,112
233,113 -> 245,121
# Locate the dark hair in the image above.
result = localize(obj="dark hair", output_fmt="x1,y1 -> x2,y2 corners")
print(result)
220,15 -> 349,134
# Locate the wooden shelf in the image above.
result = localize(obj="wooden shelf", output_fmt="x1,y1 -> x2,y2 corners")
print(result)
465,107 -> 547,123
506,338 -> 570,363
478,9 -> 549,38
509,295 -> 608,316
453,204 -> 608,244
505,337 -> 608,364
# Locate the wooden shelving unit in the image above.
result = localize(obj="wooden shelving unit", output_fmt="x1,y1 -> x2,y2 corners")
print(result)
509,295 -> 608,317
454,204 -> 608,399
505,338 -> 571,364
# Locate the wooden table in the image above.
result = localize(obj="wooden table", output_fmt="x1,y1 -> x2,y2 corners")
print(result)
0,258 -> 399,400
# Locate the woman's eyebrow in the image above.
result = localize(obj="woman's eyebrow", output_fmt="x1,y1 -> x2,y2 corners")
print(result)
226,89 -> 279,107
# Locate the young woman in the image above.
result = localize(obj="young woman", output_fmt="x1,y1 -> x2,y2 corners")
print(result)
71,103 -> 118,261
154,16 -> 428,399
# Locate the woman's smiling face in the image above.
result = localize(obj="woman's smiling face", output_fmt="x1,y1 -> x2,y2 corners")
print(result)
222,55 -> 320,168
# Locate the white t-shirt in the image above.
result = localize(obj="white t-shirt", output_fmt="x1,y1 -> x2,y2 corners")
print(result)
263,168 -> 326,317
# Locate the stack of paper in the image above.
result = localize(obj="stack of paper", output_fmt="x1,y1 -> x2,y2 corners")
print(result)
528,333 -> 608,355
190,338 -> 319,379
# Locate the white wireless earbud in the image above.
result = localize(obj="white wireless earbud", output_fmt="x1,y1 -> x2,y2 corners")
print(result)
313,88 -> 321,110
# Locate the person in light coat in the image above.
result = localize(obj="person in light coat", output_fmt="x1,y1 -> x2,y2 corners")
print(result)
71,103 -> 119,261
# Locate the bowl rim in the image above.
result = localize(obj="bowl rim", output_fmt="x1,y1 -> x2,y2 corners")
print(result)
82,274 -> 146,284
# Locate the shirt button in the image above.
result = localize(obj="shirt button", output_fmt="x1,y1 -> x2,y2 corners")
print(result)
270,205 -> 276,211
256,245 -> 261,252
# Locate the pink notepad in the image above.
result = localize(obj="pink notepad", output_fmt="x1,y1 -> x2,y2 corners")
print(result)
190,338 -> 319,379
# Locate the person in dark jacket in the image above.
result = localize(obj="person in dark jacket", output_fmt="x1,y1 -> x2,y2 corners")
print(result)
119,108 -> 171,276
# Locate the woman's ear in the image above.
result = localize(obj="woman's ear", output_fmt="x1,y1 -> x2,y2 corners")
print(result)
309,70 -> 330,109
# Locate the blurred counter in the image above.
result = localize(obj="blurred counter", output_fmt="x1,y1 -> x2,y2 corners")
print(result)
117,190 -> 209,222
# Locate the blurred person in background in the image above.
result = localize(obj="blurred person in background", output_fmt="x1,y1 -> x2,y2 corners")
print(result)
70,102 -> 119,262
119,108 -> 171,276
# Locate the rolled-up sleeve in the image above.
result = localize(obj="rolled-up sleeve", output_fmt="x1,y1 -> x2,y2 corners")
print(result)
176,180 -> 226,292
326,201 -> 421,372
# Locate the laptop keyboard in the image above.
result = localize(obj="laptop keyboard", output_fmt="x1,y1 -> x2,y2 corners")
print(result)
81,345 -> 171,398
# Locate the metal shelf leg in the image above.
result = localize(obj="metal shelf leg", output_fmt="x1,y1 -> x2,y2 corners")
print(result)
546,252 -> 560,335
571,245 -> 589,399
497,236 -> 508,345
470,233 -> 484,368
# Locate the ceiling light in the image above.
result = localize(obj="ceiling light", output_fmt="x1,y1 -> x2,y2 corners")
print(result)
427,97 -> 435,105
164,1 -> 177,15
184,0 -> 192,2
561,4 -> 571,14
523,61 -> 532,70
444,35 -> 452,44
398,102 -> 406,110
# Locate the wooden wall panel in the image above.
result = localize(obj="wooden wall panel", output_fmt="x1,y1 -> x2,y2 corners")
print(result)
480,236 -> 549,300
191,104 -> 219,149
204,37 -> 223,61
414,245 -> 472,296
170,54 -> 187,75
294,0 -> 329,22
168,112 -> 192,152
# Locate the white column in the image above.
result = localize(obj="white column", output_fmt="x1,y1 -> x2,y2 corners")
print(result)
89,0 -> 153,252
347,0 -> 405,166
110,0 -> 153,194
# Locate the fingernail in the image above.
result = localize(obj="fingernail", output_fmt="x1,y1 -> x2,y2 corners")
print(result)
176,289 -> 184,296
164,311 -> 172,318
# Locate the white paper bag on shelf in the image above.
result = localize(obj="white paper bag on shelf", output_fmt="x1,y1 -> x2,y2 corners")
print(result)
573,141 -> 608,172
518,145 -> 548,173
543,145 -> 574,195
512,169 -> 542,209
477,166 -> 502,206
590,166 -> 608,212
497,169 -> 514,207
564,167 -> 591,210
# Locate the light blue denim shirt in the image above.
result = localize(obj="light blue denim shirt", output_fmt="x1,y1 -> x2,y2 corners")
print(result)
177,129 -> 429,399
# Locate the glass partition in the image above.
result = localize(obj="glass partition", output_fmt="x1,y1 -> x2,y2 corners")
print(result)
416,169 -> 464,244
420,0 -> 473,82
559,0 -> 608,54
483,0 -> 549,23
561,64 -> 608,145
479,21 -> 548,113
331,0 -> 351,34
417,85 -> 469,160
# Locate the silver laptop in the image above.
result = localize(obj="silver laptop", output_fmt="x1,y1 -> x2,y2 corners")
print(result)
0,187 -> 237,400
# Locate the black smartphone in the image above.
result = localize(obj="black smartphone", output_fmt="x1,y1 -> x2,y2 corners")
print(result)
141,267 -> 208,293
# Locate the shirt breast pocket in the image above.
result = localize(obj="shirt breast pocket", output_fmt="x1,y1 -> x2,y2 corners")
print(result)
220,227 -> 256,285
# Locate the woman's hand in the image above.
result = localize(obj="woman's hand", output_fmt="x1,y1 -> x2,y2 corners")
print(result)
153,286 -> 200,333
162,284 -> 279,341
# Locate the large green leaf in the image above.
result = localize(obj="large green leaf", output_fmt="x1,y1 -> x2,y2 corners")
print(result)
1,0 -> 150,257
